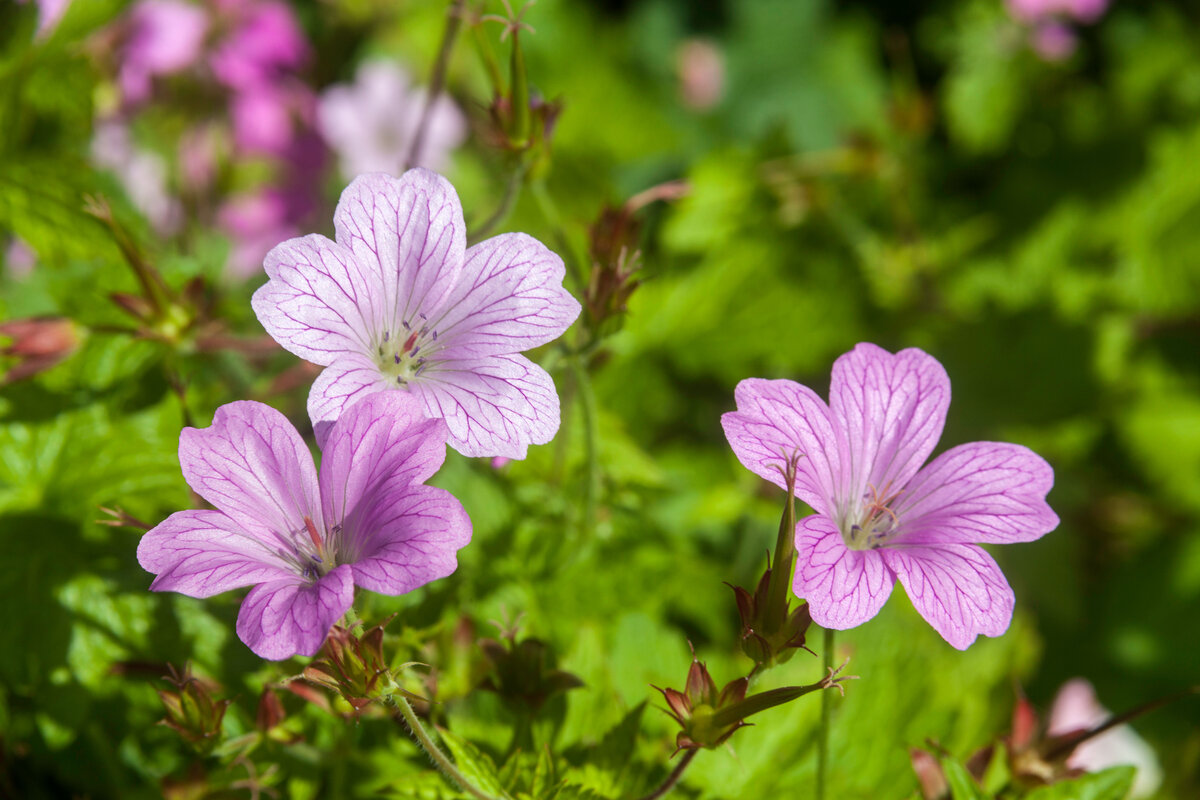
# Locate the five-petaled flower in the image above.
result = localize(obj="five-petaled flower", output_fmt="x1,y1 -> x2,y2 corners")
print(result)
252,168 -> 581,458
137,391 -> 471,660
722,343 -> 1059,649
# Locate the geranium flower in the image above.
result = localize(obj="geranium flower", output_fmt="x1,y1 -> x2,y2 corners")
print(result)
117,0 -> 209,106
137,391 -> 471,660
252,168 -> 581,458
1049,679 -> 1163,798
722,343 -> 1058,649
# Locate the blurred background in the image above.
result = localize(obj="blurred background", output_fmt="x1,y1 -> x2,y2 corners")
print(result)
1,0 -> 1198,797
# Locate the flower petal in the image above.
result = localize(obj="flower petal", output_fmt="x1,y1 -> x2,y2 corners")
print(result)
882,544 -> 1014,650
319,390 -> 449,527
306,353 -> 389,448
432,232 -> 581,357
252,233 -> 379,365
138,509 -> 294,598
414,353 -> 559,459
235,565 -> 354,660
722,379 -> 842,513
793,515 -> 895,630
178,401 -> 321,538
332,169 -> 466,327
894,442 -> 1059,545
829,343 -> 949,503
349,485 -> 471,595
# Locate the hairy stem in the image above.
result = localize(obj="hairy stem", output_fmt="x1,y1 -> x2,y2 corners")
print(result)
393,694 -> 498,800
817,627 -> 835,800
637,749 -> 697,800
407,0 -> 467,170
569,354 -> 599,536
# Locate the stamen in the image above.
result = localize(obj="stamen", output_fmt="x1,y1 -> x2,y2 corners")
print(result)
383,330 -> 390,342
304,515 -> 322,553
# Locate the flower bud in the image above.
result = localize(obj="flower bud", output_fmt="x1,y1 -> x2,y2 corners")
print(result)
156,665 -> 231,753
302,618 -> 400,711
0,316 -> 79,383
478,632 -> 583,715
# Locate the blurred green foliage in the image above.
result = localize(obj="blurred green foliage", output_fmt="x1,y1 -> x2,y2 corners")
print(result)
1,0 -> 1199,797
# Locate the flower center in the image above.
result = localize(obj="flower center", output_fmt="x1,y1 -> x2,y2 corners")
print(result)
271,515 -> 347,581
376,315 -> 440,386
841,483 -> 903,551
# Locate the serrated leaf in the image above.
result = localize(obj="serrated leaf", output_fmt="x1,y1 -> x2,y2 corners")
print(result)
1024,767 -> 1137,800
438,728 -> 512,799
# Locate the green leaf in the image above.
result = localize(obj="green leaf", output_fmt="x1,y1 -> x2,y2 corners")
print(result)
1024,767 -> 1137,800
940,756 -> 992,800
438,728 -> 511,799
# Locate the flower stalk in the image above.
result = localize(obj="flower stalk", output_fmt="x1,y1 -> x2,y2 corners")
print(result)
392,694 -> 501,800
817,627 -> 835,800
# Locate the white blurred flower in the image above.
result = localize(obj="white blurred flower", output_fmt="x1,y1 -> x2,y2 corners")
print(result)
91,119 -> 182,236
317,60 -> 467,178
1048,678 -> 1163,799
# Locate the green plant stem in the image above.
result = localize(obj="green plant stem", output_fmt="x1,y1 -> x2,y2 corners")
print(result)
407,0 -> 466,170
569,354 -> 599,536
393,694 -> 498,800
468,163 -> 527,244
817,627 -> 834,800
763,468 -> 798,634
637,749 -> 697,800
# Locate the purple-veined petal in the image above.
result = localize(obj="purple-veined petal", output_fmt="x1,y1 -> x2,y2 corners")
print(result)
235,565 -> 354,660
332,170 -> 466,327
882,543 -> 1014,650
431,233 -> 581,357
893,442 -> 1059,545
138,509 -> 295,598
319,390 -> 449,527
793,514 -> 895,630
178,401 -> 322,539
348,484 -> 471,595
722,379 -> 842,514
413,353 -> 559,459
252,234 -> 380,365
829,343 -> 950,505
306,353 -> 389,448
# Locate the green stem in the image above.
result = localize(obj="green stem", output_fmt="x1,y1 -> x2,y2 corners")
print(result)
568,354 -> 599,536
636,749 -> 697,800
817,628 -> 834,800
468,163 -> 527,244
407,0 -> 467,170
393,694 -> 499,800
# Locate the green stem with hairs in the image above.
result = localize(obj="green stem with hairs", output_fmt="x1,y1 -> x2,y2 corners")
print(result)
569,354 -> 599,536
393,694 -> 499,800
817,627 -> 835,800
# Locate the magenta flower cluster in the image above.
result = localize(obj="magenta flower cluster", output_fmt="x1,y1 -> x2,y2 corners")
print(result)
724,343 -> 1058,649
140,169 -> 580,658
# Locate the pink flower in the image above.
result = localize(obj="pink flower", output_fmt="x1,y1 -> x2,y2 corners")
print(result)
218,188 -> 301,278
1007,0 -> 1109,24
1049,679 -> 1163,797
137,391 -> 472,660
17,0 -> 72,38
252,169 -> 581,458
209,0 -> 308,92
230,80 -> 316,157
118,0 -> 209,105
317,60 -> 467,177
722,343 -> 1059,649
1032,22 -> 1078,62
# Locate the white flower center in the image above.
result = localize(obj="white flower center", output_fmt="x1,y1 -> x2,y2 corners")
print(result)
376,315 -> 442,385
840,483 -> 903,551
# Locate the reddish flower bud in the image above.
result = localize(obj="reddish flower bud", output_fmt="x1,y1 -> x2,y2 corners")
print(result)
0,316 -> 79,383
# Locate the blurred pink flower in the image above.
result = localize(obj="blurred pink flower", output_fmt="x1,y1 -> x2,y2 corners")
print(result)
1048,679 -> 1163,798
1007,0 -> 1110,24
231,80 -> 317,156
178,123 -> 221,191
317,60 -> 467,177
210,0 -> 309,92
91,118 -> 182,235
676,39 -> 725,111
1032,21 -> 1077,61
118,0 -> 209,105
218,189 -> 300,278
4,238 -> 37,279
17,0 -> 72,38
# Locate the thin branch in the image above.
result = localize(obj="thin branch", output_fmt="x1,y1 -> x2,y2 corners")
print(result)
636,749 -> 697,800
407,0 -> 468,170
